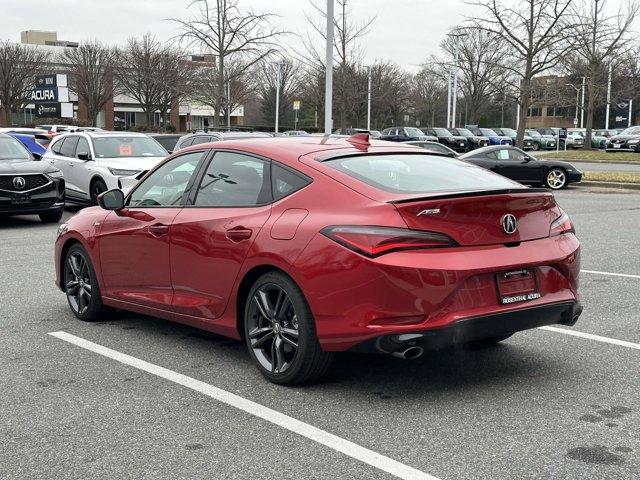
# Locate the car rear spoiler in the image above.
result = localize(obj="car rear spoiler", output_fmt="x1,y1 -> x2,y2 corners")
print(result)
388,188 -> 552,204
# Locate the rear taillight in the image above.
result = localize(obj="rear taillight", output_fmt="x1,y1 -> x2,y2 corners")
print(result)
550,210 -> 575,236
321,225 -> 458,258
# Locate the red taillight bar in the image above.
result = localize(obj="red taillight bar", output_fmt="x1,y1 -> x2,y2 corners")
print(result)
321,225 -> 458,258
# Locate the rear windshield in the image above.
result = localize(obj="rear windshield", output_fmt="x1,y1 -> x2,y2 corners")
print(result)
326,154 -> 519,193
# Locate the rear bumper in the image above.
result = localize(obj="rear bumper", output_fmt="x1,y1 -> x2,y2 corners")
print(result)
350,301 -> 582,353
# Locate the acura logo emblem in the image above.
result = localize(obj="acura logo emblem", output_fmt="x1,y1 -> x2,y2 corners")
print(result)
13,177 -> 26,190
502,214 -> 517,234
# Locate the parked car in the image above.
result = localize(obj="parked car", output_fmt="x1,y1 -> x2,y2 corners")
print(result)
36,124 -> 81,134
175,131 -> 273,151
594,129 -> 619,138
146,133 -> 182,154
0,133 -> 65,222
493,128 -> 535,150
605,126 -> 640,152
525,130 -> 557,151
43,131 -> 168,204
380,127 -> 436,142
460,145 -> 582,189
54,135 -> 582,384
334,128 -> 382,139
536,128 -> 584,149
448,128 -> 490,150
404,140 -> 459,157
469,127 -> 512,146
10,133 -> 48,156
568,128 -> 606,149
421,128 -> 469,152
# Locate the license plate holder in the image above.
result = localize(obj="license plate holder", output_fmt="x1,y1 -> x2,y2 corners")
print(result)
496,269 -> 540,304
11,194 -> 31,205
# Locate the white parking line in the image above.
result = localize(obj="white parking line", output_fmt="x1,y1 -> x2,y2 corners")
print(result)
581,269 -> 640,279
48,331 -> 438,480
539,326 -> 640,351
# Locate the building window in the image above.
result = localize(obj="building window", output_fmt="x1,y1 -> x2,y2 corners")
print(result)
528,107 -> 541,117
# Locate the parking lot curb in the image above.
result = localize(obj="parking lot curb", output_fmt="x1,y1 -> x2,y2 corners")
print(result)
579,180 -> 640,191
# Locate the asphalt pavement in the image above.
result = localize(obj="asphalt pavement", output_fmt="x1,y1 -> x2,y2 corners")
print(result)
1,186 -> 639,480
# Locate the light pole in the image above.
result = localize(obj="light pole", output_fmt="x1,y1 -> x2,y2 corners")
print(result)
447,32 -> 467,128
366,66 -> 372,131
226,80 -> 231,130
566,83 -> 580,127
324,0 -> 334,135
580,76 -> 586,128
274,62 -> 282,133
605,63 -> 612,129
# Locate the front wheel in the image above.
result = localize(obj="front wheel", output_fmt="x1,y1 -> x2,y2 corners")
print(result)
90,179 -> 107,205
63,244 -> 106,321
532,142 -> 540,151
39,210 -> 63,223
244,272 -> 333,385
545,168 -> 567,189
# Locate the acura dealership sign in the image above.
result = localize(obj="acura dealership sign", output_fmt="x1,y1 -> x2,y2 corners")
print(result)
32,74 -> 72,118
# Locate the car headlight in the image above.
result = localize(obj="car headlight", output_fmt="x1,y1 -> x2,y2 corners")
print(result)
56,223 -> 68,238
108,168 -> 141,177
46,170 -> 64,179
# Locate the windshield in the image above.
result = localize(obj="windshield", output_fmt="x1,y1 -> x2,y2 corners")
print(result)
526,131 -> 541,138
480,128 -> 498,137
405,128 -> 424,137
433,128 -> 452,137
620,126 -> 640,135
501,128 -> 517,136
92,136 -> 168,158
455,128 -> 474,136
326,153 -> 518,194
0,136 -> 30,161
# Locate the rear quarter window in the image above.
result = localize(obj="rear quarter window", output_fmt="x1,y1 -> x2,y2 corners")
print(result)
326,154 -> 519,194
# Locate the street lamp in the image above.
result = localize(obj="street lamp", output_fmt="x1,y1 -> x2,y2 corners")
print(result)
566,83 -> 580,127
274,62 -> 283,133
324,0 -> 334,135
366,66 -> 372,131
447,32 -> 467,129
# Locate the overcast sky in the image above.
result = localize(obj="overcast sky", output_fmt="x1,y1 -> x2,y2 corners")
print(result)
0,0 -> 471,72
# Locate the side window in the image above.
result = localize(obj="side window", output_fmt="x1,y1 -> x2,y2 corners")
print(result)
191,136 -> 211,146
496,149 -> 510,160
76,137 -> 90,158
508,149 -> 527,162
60,137 -> 79,157
180,137 -> 195,148
485,151 -> 499,160
272,163 -> 310,201
51,138 -> 64,155
128,151 -> 204,207
194,151 -> 271,207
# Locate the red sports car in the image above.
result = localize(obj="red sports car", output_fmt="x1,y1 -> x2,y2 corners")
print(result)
55,134 -> 582,384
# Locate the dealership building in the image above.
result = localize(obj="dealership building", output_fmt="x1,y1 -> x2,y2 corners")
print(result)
8,30 -> 244,131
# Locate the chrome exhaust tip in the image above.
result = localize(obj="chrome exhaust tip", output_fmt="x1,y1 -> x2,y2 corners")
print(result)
391,346 -> 424,360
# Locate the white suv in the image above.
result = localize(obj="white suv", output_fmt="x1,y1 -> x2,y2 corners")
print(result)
43,132 -> 168,204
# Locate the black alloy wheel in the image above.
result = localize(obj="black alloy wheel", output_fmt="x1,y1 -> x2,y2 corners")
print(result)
244,272 -> 333,385
90,179 -> 108,205
64,244 -> 105,321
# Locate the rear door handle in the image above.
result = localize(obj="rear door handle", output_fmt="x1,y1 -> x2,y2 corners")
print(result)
226,227 -> 253,242
148,223 -> 170,237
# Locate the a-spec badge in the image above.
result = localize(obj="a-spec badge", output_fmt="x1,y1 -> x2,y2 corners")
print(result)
416,208 -> 441,217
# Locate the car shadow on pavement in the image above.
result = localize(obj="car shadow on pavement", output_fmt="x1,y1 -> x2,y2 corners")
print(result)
83,310 -> 561,400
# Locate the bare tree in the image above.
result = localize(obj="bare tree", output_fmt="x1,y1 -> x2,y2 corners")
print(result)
156,48 -> 198,129
466,0 -> 578,146
62,41 -> 116,127
257,60 -> 301,127
414,65 -> 448,127
572,0 -> 639,147
172,0 -> 285,127
0,41 -> 49,127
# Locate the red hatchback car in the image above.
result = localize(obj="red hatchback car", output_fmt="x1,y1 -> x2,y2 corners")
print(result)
55,135 -> 582,384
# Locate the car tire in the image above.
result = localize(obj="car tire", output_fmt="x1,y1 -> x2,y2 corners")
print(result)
90,178 -> 108,205
63,243 -> 106,322
545,168 -> 567,189
39,210 -> 63,223
532,142 -> 540,151
244,271 -> 334,385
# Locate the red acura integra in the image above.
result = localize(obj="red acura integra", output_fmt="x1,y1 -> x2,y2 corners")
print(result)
55,134 -> 582,384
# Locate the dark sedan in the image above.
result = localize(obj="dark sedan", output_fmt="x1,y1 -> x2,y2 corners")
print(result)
605,126 -> 640,152
0,133 -> 65,222
422,128 -> 469,152
460,145 -> 582,190
146,133 -> 182,154
404,140 -> 459,157
448,127 -> 490,150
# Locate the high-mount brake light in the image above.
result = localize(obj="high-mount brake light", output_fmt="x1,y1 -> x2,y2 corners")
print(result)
321,225 -> 458,258
550,210 -> 575,236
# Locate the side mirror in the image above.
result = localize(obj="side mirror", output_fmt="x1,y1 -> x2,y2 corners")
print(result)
32,152 -> 42,160
77,152 -> 91,161
97,189 -> 125,211
523,156 -> 532,162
